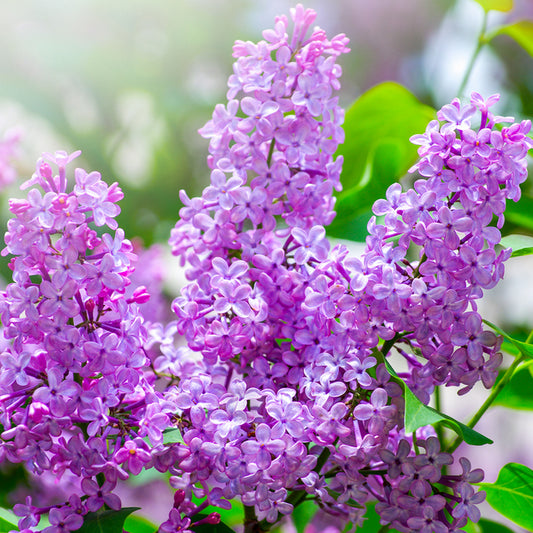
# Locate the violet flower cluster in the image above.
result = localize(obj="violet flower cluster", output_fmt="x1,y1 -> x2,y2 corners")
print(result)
160,5 -> 531,532
0,4 -> 532,533
0,151 -> 171,532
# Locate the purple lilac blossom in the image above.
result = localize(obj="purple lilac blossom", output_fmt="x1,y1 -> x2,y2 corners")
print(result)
162,5 -> 521,532
0,4 -> 530,533
0,151 -> 171,531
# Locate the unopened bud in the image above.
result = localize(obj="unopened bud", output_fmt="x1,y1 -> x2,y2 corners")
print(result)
206,512 -> 221,525
173,489 -> 186,509
128,286 -> 151,304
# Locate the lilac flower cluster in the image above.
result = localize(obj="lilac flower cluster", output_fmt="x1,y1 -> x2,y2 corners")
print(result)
0,4 -> 531,533
0,151 -> 170,531
375,438 -> 485,532
159,5 -> 530,532
368,92 -> 532,399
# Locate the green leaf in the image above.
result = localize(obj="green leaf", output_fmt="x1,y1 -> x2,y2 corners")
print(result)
0,507 -> 18,532
328,82 -> 435,241
492,20 -> 533,57
189,496 -> 243,528
291,500 -> 317,533
463,517 -> 516,532
500,234 -> 533,257
331,140 -> 401,241
478,463 -> 533,530
191,515 -> 236,532
483,320 -> 533,359
123,514 -> 158,533
474,0 -> 513,12
0,465 -> 29,509
382,358 -> 492,445
162,427 -> 184,445
77,507 -> 139,533
493,360 -> 533,410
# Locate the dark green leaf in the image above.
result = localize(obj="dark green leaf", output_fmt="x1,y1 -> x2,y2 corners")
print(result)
474,0 -> 513,12
478,463 -> 533,530
382,358 -> 492,445
191,514 -> 236,532
493,361 -> 533,410
328,82 -> 435,241
483,320 -> 533,359
492,20 -> 533,57
77,507 -> 139,533
123,514 -> 157,533
0,464 -> 29,509
463,517 -> 516,532
499,234 -> 533,258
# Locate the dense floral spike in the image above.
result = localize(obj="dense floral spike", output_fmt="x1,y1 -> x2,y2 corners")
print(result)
364,92 -> 532,399
0,151 -> 171,531
160,5 -> 519,532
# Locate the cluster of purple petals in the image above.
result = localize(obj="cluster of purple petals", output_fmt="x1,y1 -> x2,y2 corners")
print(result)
0,151 -> 172,532
375,438 -> 486,532
1,5 -> 530,533
367,92 -> 532,400
160,5 -> 521,532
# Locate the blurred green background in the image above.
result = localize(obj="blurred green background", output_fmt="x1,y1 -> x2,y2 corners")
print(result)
0,0 -> 532,247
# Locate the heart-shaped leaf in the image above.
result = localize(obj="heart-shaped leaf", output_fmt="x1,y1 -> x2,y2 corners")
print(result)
77,507 -> 139,533
382,358 -> 492,445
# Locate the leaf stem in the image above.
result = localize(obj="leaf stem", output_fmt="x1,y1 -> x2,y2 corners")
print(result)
457,10 -> 489,98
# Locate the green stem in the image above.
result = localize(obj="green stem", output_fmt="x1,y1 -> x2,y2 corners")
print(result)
457,10 -> 489,98
447,353 -> 527,454
434,385 -> 445,445
381,333 -> 402,357
266,138 -> 276,166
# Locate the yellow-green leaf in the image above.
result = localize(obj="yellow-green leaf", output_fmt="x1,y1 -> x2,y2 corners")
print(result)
474,0 -> 513,12
328,82 -> 435,241
492,20 -> 533,57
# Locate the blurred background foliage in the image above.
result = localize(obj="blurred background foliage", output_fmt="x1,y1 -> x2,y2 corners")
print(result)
0,0 -> 532,247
